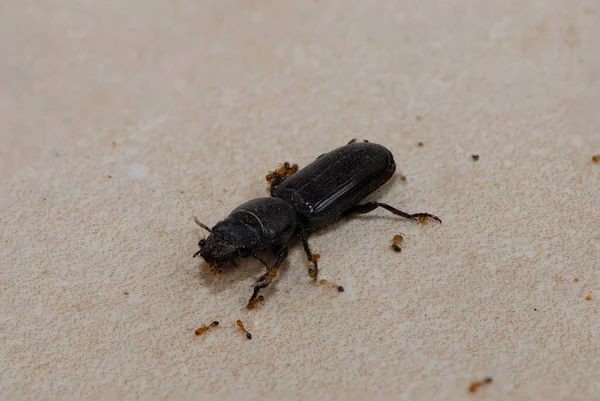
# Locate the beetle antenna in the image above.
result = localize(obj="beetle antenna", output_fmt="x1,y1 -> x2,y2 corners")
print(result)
193,216 -> 212,233
192,217 -> 211,259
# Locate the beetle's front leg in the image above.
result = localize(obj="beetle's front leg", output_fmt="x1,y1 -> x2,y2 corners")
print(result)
297,224 -> 320,281
247,245 -> 289,308
266,162 -> 299,195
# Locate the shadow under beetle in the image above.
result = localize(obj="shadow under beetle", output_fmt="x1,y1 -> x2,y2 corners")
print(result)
193,139 -> 441,308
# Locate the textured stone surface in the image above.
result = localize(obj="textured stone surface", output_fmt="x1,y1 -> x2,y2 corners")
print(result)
1,0 -> 599,399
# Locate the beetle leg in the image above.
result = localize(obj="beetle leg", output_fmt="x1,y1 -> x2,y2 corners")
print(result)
343,202 -> 442,224
297,225 -> 319,281
250,251 -> 269,268
247,246 -> 289,308
316,139 -> 368,161
347,138 -> 370,145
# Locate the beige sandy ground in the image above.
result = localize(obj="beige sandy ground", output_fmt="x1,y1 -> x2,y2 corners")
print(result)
1,0 -> 599,400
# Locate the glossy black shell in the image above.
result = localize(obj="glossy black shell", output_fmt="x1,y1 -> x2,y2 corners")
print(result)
272,142 -> 396,229
203,197 -> 297,260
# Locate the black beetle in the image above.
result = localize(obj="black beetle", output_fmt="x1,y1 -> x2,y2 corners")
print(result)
193,139 -> 441,308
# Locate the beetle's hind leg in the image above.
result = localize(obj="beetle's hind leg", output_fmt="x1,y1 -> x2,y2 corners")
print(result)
347,138 -> 369,145
297,224 -> 320,281
343,202 -> 442,224
266,162 -> 299,195
247,245 -> 289,308
316,139 -> 370,160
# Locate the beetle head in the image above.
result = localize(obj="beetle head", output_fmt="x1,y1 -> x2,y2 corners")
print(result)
193,217 -> 241,274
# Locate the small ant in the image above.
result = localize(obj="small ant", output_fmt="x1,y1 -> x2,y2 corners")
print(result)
190,321 -> 219,342
246,294 -> 265,309
417,215 -> 440,223
236,320 -> 252,340
391,234 -> 404,252
266,162 -> 299,187
319,279 -> 345,292
308,254 -> 321,280
468,377 -> 492,393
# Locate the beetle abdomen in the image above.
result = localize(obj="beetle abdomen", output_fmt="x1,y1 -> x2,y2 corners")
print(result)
272,142 -> 396,228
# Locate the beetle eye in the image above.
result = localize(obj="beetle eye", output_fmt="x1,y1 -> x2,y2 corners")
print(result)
198,239 -> 206,248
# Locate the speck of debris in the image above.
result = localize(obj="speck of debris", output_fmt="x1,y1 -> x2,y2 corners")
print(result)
534,308 -> 537,311
124,291 -> 129,296
112,141 -> 118,148
472,154 -> 480,161
592,154 -> 600,163
108,175 -> 112,179
399,174 -> 407,182
416,115 -> 422,121
418,142 -> 424,147
574,278 -> 579,282
180,191 -> 184,194
55,152 -> 60,157
585,295 -> 592,301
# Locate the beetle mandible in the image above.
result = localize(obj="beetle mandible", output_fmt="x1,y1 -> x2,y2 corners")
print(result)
193,139 -> 441,308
